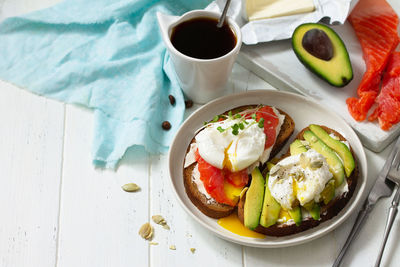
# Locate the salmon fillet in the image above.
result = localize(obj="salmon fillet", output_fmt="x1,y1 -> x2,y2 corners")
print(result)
368,51 -> 400,130
346,0 -> 399,121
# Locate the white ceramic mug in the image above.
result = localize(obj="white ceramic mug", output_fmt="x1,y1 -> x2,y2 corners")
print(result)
157,10 -> 242,104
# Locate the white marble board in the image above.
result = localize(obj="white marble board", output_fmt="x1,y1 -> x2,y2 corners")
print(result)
237,0 -> 400,153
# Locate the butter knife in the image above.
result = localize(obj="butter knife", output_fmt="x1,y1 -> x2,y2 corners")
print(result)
332,135 -> 400,267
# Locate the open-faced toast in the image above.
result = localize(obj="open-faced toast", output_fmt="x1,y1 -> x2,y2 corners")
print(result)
237,125 -> 358,236
183,105 -> 295,219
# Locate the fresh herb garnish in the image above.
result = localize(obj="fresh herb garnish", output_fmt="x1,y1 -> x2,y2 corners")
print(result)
235,114 -> 242,119
212,115 -> 219,122
228,111 -> 233,118
217,126 -> 225,133
251,113 -> 257,120
231,124 -> 239,135
258,118 -> 264,128
239,122 -> 244,130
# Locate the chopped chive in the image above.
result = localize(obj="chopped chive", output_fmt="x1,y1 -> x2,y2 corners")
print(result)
251,113 -> 257,120
235,114 -> 242,119
239,122 -> 244,130
231,124 -> 239,135
203,121 -> 208,125
212,115 -> 219,122
258,118 -> 264,128
217,126 -> 225,133
228,111 -> 233,118
244,121 -> 249,125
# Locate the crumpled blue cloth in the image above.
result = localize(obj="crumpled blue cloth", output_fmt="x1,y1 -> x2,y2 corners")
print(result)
0,0 -> 209,168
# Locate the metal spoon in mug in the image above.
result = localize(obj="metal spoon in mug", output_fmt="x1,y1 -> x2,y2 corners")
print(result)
217,0 -> 232,28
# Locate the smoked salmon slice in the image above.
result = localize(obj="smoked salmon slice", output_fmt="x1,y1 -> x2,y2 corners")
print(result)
346,0 -> 399,121
368,52 -> 400,130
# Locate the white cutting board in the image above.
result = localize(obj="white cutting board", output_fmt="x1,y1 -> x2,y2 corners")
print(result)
237,0 -> 400,153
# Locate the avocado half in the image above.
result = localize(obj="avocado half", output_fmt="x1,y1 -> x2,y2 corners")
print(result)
292,23 -> 353,87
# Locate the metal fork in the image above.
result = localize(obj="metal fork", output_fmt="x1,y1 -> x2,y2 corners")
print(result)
375,149 -> 400,267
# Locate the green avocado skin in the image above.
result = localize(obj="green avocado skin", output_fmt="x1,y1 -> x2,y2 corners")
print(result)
292,23 -> 353,87
259,173 -> 281,228
309,124 -> 355,177
288,206 -> 302,226
244,167 -> 265,230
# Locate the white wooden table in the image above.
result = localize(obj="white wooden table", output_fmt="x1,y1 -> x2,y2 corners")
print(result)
1,1 -> 399,266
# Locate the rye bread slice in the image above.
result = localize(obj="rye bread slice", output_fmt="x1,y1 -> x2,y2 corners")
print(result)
183,105 -> 295,219
237,125 -> 359,236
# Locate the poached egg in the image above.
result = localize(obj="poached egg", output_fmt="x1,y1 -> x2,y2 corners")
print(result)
195,117 -> 266,172
268,149 -> 333,210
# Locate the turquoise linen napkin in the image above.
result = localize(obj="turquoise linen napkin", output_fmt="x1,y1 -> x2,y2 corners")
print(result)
0,0 -> 210,168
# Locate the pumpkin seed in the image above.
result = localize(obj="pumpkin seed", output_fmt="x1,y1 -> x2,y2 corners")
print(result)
239,187 -> 248,200
152,215 -> 166,225
138,223 -> 153,240
310,160 -> 323,169
122,183 -> 140,192
299,154 -> 310,169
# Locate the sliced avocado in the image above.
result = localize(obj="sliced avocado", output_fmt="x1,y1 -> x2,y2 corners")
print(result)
303,201 -> 320,220
310,203 -> 321,221
266,162 -> 275,171
309,124 -> 355,177
244,167 -> 265,230
260,174 -> 281,228
290,139 -> 308,155
292,23 -> 353,87
320,179 -> 336,205
303,130 -> 345,187
302,200 -> 315,211
288,206 -> 302,226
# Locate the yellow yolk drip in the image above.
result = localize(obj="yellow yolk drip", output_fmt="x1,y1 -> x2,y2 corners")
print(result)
223,142 -> 235,171
218,213 -> 265,239
278,209 -> 292,223
223,181 -> 242,203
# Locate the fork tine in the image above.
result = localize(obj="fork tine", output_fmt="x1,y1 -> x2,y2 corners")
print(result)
388,151 -> 400,180
393,151 -> 400,171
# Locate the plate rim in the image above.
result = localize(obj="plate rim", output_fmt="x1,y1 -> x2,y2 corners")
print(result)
168,90 -> 367,248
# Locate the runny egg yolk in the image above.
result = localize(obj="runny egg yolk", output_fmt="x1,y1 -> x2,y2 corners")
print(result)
223,142 -> 235,171
223,181 -> 243,202
278,209 -> 292,223
218,213 -> 265,239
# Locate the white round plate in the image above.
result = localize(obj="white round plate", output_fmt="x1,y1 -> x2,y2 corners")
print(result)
168,90 -> 367,248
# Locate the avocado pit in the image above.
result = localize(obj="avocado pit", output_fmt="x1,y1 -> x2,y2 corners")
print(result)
302,29 -> 333,61
291,23 -> 353,87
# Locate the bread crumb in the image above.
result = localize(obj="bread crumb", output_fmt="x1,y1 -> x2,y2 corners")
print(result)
190,248 -> 196,254
169,245 -> 176,250
149,242 -> 159,246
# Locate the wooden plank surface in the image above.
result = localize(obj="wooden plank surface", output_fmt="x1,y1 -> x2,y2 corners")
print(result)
56,106 -> 150,267
1,0 -> 400,267
0,81 -> 65,267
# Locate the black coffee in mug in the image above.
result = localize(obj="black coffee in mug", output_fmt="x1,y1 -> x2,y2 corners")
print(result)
170,17 -> 237,60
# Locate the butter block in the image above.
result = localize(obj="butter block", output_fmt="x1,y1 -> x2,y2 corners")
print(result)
243,0 -> 315,21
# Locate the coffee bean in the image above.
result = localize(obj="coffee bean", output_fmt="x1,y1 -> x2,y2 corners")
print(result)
162,121 -> 171,130
185,100 -> 193,109
168,95 -> 175,105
